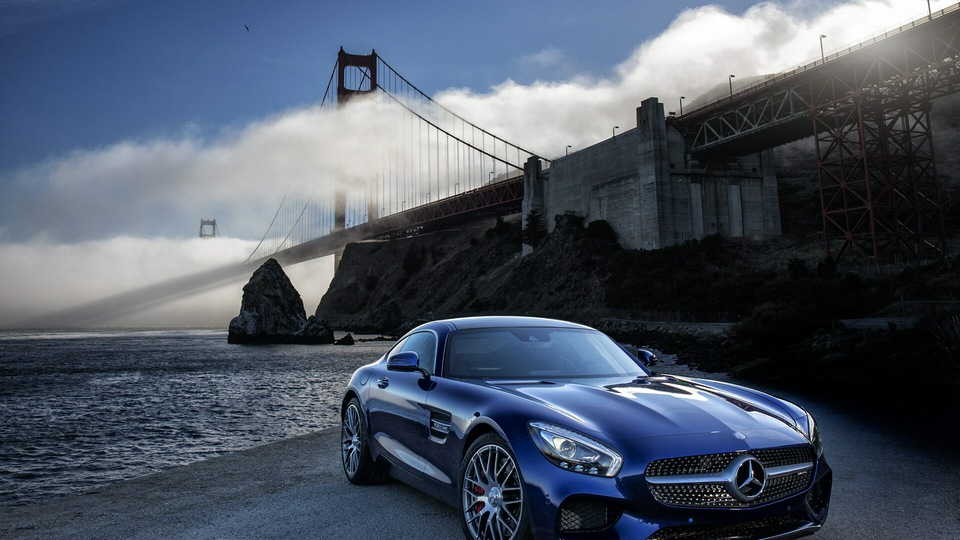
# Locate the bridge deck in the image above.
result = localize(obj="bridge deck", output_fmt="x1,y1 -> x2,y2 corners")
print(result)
682,3 -> 960,157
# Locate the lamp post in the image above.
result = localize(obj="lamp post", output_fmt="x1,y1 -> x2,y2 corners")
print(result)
489,171 -> 494,184
613,126 -> 619,138
566,145 -> 571,156
728,74 -> 735,98
928,0 -> 933,19
679,96 -> 686,115
819,34 -> 827,61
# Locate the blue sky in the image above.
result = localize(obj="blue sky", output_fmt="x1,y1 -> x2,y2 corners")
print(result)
2,0 -> 765,170
0,0 -> 949,327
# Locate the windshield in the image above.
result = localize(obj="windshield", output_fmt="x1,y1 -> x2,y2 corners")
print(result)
443,327 -> 647,379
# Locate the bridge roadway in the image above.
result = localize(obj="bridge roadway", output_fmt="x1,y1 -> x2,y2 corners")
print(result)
266,173 -> 523,268
681,3 -> 960,157
22,176 -> 524,328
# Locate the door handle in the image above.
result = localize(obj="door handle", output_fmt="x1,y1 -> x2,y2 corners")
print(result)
377,377 -> 389,389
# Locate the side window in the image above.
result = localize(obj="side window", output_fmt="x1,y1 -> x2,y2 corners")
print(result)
399,332 -> 438,375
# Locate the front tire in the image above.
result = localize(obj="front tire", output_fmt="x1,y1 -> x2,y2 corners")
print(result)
459,433 -> 531,540
340,397 -> 388,484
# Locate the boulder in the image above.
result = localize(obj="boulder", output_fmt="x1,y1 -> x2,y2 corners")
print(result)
335,333 -> 355,346
228,258 -> 314,344
296,316 -> 335,344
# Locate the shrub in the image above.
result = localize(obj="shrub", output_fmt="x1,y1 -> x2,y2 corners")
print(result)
787,258 -> 809,280
585,219 -> 617,243
402,247 -> 425,275
731,301 -> 820,349
926,314 -> 960,364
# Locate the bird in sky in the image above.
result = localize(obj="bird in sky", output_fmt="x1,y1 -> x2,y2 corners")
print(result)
244,24 -> 250,31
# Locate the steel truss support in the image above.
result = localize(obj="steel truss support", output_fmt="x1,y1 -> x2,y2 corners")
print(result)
813,94 -> 945,264
682,7 -> 960,264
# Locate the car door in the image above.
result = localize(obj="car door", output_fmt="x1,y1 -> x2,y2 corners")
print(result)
366,331 -> 437,476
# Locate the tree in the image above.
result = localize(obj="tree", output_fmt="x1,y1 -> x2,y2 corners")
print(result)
522,209 -> 547,247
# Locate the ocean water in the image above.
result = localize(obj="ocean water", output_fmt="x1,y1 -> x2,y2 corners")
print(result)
0,329 -> 391,509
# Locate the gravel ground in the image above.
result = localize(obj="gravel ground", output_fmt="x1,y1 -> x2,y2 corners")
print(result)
2,355 -> 958,539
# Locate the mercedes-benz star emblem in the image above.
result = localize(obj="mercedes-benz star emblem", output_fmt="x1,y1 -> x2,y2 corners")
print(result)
730,456 -> 766,501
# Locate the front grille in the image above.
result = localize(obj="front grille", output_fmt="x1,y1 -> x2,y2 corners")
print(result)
646,447 -> 815,508
647,513 -> 809,540
558,498 -> 622,533
646,447 -> 814,477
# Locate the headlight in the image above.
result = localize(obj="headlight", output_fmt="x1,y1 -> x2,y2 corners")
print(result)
804,412 -> 823,457
528,421 -> 623,477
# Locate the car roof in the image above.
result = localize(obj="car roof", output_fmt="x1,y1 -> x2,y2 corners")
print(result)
439,316 -> 593,331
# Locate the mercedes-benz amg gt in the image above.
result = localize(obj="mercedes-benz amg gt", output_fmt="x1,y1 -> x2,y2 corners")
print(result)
340,316 -> 831,539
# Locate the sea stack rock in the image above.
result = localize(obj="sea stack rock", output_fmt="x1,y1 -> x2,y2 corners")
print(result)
228,258 -> 333,344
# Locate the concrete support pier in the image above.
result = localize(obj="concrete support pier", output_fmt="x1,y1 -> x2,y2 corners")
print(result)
528,97 -> 781,251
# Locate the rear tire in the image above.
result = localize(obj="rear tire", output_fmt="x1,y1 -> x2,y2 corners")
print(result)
459,433 -> 531,540
340,397 -> 389,484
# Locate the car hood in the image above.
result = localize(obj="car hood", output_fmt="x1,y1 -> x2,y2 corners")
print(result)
485,374 -> 802,442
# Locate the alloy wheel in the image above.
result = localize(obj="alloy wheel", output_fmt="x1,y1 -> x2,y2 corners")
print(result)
462,443 -> 524,540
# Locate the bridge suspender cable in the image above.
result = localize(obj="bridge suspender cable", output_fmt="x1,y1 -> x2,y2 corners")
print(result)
244,193 -> 287,265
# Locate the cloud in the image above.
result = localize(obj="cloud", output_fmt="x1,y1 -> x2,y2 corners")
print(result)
520,47 -> 566,69
0,236 -> 334,328
435,0 -> 952,157
0,104 -> 392,243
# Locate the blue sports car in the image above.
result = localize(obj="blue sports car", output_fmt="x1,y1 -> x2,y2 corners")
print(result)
340,316 -> 831,539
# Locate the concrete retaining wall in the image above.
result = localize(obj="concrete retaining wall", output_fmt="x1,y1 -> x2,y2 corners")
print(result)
526,97 -> 781,251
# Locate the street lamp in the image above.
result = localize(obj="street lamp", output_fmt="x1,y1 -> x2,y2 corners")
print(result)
613,125 -> 619,138
819,34 -> 827,61
928,0 -> 933,19
489,171 -> 494,184
566,145 -> 572,156
679,96 -> 686,115
728,74 -> 735,97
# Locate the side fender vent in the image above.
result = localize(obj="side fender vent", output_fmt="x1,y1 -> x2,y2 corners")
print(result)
429,410 -> 452,439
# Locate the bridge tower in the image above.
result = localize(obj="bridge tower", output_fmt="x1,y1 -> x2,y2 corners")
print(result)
334,48 -> 379,232
337,47 -> 377,105
199,219 -> 219,238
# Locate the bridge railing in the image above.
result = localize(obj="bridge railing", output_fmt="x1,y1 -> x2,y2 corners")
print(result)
682,2 -> 960,116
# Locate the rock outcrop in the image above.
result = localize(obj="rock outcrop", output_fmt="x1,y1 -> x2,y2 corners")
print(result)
228,258 -> 334,344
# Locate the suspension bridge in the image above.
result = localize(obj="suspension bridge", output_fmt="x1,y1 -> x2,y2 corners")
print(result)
30,2 -> 960,326
243,47 -> 547,268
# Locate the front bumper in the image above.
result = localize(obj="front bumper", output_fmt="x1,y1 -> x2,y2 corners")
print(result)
512,437 -> 832,540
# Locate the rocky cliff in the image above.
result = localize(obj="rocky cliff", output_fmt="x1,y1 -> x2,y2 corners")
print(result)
314,214 -> 621,332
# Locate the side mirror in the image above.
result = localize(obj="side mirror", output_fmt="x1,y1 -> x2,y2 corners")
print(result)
387,351 -> 430,379
637,349 -> 659,366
